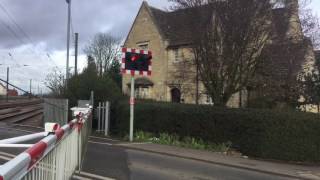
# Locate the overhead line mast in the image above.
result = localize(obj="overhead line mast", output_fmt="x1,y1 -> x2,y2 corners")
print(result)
66,0 -> 72,87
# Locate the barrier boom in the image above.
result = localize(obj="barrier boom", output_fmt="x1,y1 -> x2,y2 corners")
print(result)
0,107 -> 92,180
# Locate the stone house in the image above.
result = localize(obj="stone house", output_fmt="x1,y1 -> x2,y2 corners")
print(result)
122,1 -> 317,107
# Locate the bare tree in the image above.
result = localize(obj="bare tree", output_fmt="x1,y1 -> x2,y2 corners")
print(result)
45,67 -> 65,97
84,33 -> 121,77
169,0 -> 274,106
299,0 -> 320,49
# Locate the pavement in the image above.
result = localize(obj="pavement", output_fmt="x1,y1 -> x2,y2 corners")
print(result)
114,141 -> 320,180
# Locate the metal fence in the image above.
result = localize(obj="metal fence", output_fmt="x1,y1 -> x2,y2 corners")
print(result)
96,101 -> 110,136
0,107 -> 92,180
43,98 -> 68,126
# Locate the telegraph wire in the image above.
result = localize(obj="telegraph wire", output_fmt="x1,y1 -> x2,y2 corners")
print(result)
0,2 -> 35,46
0,2 -> 60,68
0,1 -> 78,76
0,17 -> 50,67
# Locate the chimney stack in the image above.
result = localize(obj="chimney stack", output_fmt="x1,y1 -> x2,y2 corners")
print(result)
285,0 -> 302,42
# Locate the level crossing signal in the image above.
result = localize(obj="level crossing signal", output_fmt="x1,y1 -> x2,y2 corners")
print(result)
121,48 -> 152,76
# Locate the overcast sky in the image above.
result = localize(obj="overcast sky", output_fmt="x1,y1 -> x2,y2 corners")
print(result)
0,0 -> 319,94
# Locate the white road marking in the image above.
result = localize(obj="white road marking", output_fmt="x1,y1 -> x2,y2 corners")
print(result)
75,171 -> 115,180
72,175 -> 92,180
88,141 -> 113,146
89,136 -> 119,142
117,142 -> 152,146
89,139 -> 152,146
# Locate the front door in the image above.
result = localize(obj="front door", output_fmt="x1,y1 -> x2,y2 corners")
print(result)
171,88 -> 181,103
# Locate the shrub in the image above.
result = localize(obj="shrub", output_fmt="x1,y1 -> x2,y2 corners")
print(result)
113,100 -> 320,162
133,130 -> 231,152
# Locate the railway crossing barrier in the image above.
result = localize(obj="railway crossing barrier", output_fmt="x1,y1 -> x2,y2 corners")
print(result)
0,106 -> 92,180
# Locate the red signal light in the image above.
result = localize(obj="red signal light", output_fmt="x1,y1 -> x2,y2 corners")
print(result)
131,55 -> 139,62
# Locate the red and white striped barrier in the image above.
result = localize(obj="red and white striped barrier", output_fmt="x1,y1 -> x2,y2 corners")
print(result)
0,108 -> 91,180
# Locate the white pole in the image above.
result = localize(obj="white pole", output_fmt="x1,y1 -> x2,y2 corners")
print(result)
65,99 -> 69,124
0,132 -> 48,144
101,102 -> 105,132
0,144 -> 33,148
98,102 -> 101,131
104,101 -> 110,136
129,76 -> 135,142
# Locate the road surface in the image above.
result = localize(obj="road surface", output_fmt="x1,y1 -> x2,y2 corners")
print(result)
0,126 -> 297,180
84,137 -> 296,180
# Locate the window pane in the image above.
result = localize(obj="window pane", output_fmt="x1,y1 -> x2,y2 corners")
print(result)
138,44 -> 148,50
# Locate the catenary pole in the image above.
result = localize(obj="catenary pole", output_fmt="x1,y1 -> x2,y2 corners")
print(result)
66,0 -> 71,87
29,79 -> 32,96
75,33 -> 78,75
6,67 -> 9,102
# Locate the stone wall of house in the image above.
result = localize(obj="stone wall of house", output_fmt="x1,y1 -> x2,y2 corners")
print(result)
166,46 -> 246,107
123,2 -> 311,109
166,47 -> 197,103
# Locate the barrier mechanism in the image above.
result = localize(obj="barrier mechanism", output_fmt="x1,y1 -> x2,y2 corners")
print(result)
0,106 -> 92,180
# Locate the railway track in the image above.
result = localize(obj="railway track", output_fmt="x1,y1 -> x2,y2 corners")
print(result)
0,99 -> 43,126
0,99 -> 43,109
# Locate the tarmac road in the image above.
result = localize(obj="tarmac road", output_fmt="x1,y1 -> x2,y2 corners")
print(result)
0,126 -> 297,180
84,137 -> 296,180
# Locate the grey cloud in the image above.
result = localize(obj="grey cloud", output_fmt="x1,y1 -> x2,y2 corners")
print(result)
0,0 -> 170,92
0,0 -> 170,51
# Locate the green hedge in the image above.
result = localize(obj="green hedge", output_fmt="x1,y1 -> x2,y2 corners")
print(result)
113,100 -> 320,162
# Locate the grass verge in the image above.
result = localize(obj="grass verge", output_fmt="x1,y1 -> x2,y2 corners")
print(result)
131,130 -> 232,152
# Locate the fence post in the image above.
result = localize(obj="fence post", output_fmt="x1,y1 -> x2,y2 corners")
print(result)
65,99 -> 69,124
102,102 -> 105,133
98,102 -> 101,131
90,91 -> 94,106
90,91 -> 94,132
105,101 -> 110,136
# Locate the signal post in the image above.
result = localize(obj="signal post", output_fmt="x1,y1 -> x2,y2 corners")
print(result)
121,48 -> 152,142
